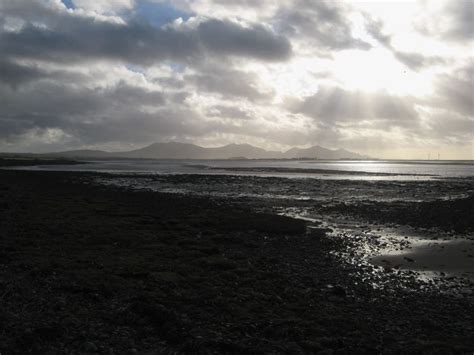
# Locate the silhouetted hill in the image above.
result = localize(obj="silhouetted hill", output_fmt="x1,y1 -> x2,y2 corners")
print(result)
122,142 -> 208,159
45,142 -> 368,160
282,146 -> 366,159
205,144 -> 281,159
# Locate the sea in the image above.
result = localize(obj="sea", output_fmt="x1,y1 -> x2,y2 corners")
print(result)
18,159 -> 474,180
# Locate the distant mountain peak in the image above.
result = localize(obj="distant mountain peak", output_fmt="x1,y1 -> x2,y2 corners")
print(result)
48,141 -> 368,160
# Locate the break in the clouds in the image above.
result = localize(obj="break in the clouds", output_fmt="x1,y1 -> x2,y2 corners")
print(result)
0,0 -> 472,158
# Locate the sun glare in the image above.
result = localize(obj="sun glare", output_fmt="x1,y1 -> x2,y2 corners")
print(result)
249,45 -> 436,101
333,48 -> 433,96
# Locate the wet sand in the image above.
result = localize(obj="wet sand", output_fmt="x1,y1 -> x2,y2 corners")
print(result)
371,238 -> 474,274
317,196 -> 474,279
0,168 -> 473,353
92,171 -> 474,279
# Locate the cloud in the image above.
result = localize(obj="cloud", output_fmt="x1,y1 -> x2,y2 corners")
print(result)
185,65 -> 273,101
0,0 -> 472,158
444,1 -> 474,42
392,51 -> 445,72
427,112 -> 473,143
0,59 -> 91,89
416,1 -> 473,43
106,81 -> 166,106
366,18 -> 445,71
163,0 -> 280,22
208,105 -> 252,120
0,3 -> 292,66
0,60 -> 45,87
290,86 -> 419,128
170,0 -> 371,54
72,0 -> 135,14
276,0 -> 371,52
196,19 -> 291,61
432,62 -> 474,117
0,78 -> 167,139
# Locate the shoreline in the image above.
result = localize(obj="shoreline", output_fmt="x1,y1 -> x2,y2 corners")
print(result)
187,164 -> 436,176
0,169 -> 473,353
0,157 -> 84,167
4,157 -> 474,182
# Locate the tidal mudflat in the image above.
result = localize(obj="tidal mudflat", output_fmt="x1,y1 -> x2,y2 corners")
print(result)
0,166 -> 473,353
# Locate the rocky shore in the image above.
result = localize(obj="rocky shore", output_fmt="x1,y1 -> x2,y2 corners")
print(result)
0,169 -> 473,353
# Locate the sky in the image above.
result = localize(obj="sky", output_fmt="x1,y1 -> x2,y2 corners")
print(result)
0,0 -> 472,159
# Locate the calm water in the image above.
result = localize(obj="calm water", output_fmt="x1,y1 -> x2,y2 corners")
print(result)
16,159 -> 474,180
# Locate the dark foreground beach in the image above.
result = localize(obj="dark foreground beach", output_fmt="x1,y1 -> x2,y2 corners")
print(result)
0,167 -> 473,353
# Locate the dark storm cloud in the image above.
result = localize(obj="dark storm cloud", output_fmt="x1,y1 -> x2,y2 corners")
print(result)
0,60 -> 45,87
366,18 -> 445,71
276,0 -> 371,51
0,21 -> 190,65
0,59 -> 90,88
291,86 -> 419,127
62,108 -> 208,146
0,80 -> 167,139
0,101 -> 205,149
0,113 -> 74,142
0,66 -> 254,149
107,82 -> 166,106
0,0 -> 62,24
196,19 -> 291,61
0,0 -> 283,150
0,82 -> 105,118
0,114 -> 52,138
186,66 -> 273,101
0,3 -> 291,66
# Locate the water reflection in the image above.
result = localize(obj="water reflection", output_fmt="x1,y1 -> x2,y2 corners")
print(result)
11,159 -> 474,179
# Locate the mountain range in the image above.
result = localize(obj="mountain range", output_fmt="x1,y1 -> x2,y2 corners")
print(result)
45,142 -> 368,160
